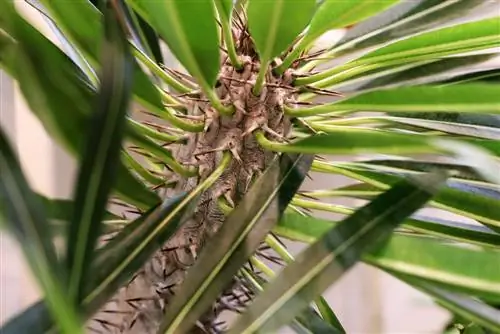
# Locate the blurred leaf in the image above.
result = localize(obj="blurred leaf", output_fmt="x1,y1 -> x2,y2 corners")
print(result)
159,154 -> 313,334
0,6 -> 160,210
276,209 -> 500,249
433,139 -> 500,184
306,17 -> 500,87
315,296 -> 345,332
292,84 -> 500,116
247,0 -> 316,64
335,0 -> 496,57
357,54 -> 499,91
229,172 -> 446,333
38,0 -> 167,116
399,278 -> 500,332
0,128 -> 82,334
382,117 -> 500,140
354,17 -> 500,67
66,4 -> 134,302
2,192 -> 194,333
275,212 -> 500,300
330,167 -> 500,232
305,0 -> 398,44
260,130 -> 436,155
130,0 -> 220,87
365,236 -> 500,300
82,192 -> 194,311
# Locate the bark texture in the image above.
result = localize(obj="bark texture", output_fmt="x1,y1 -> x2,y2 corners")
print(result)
89,28 -> 295,333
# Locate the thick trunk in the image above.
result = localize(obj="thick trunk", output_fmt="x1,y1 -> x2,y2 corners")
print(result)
89,52 -> 292,334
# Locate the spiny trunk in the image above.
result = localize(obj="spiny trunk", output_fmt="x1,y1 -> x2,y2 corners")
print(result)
89,37 -> 296,333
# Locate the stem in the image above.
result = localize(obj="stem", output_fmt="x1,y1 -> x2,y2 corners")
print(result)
128,118 -> 184,143
123,150 -> 164,185
128,132 -> 198,178
249,257 -> 275,277
252,61 -> 268,96
284,104 -> 346,117
214,0 -> 243,70
162,107 -> 204,132
132,45 -> 193,93
275,37 -> 308,75
205,88 -> 235,116
291,198 -> 352,215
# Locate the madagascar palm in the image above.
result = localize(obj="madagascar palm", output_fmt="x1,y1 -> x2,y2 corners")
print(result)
1,0 -> 499,333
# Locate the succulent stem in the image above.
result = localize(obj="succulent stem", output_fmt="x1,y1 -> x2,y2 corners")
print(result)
214,0 -> 243,70
128,119 -> 185,143
132,45 -> 194,93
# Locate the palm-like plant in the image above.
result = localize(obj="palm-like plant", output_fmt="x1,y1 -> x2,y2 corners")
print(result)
1,0 -> 499,333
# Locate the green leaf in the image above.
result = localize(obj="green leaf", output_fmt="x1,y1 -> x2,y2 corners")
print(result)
330,166 -> 500,231
357,54 -> 500,91
306,0 -> 496,71
303,17 -> 500,87
0,7 -> 160,210
0,128 -> 83,334
247,0 -> 316,64
66,5 -> 134,303
82,192 -> 194,311
381,117 -> 500,140
365,235 -> 500,300
306,0 -> 399,44
276,207 -> 500,249
290,84 -> 500,116
1,192 -> 194,334
258,130 -> 437,155
229,172 -> 446,333
275,212 -> 500,300
399,278 -> 500,332
129,0 -> 220,87
356,17 -> 500,68
315,297 -> 345,333
158,154 -> 314,334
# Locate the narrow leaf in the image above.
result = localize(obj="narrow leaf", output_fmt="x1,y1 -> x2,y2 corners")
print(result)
0,128 -> 82,334
159,154 -> 314,334
129,0 -> 220,87
259,130 -> 436,155
291,84 -> 500,116
333,0 -> 496,60
247,0 -> 316,65
399,278 -> 500,332
66,6 -> 134,302
0,6 -> 160,210
305,0 -> 399,45
275,212 -> 500,300
229,172 -> 446,333
1,192 -> 195,333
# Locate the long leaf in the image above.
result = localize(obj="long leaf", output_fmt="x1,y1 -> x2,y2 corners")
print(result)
229,172 -> 446,333
158,153 -> 314,334
291,84 -> 500,116
357,54 -> 500,91
247,0 -> 315,92
0,128 -> 82,334
0,5 -> 160,210
1,192 -> 195,333
275,212 -> 500,300
302,0 -> 496,72
302,17 -> 500,87
399,277 -> 500,332
258,130 -> 437,155
66,5 -> 134,302
129,0 -> 220,88
276,206 -> 500,250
